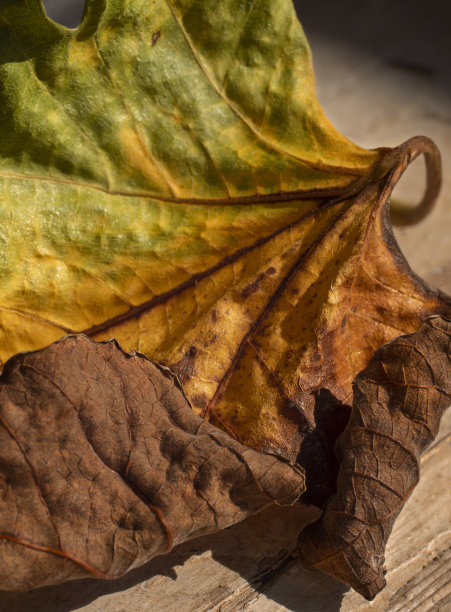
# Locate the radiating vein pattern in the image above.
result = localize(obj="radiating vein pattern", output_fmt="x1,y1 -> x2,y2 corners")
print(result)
0,0 -> 449,486
0,0 -> 450,600
0,0 -> 383,372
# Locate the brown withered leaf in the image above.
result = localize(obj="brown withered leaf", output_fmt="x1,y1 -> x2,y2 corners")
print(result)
298,315 -> 451,600
0,334 -> 304,591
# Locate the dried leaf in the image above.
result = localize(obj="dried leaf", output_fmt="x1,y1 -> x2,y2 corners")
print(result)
0,0 -> 380,364
1,0 -> 449,478
0,0 -> 450,598
0,335 -> 304,591
298,315 -> 451,599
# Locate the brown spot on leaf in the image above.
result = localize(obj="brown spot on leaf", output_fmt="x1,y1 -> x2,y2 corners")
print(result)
171,346 -> 197,384
241,273 -> 265,298
341,316 -> 347,333
205,333 -> 218,347
152,31 -> 161,46
191,393 -> 208,410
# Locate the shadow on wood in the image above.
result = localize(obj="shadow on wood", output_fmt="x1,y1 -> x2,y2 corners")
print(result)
0,504 -> 348,612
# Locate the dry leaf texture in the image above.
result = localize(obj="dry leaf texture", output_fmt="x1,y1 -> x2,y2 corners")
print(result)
0,0 -> 379,367
298,316 -> 451,600
0,0 -> 449,473
1,0 -> 450,598
0,335 -> 304,591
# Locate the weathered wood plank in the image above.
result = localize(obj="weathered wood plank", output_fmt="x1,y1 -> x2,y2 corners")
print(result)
2,410 -> 449,612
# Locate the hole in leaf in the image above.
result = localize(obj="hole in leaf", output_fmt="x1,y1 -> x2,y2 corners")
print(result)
42,0 -> 86,29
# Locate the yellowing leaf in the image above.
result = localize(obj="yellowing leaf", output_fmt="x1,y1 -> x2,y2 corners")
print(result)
1,0 -> 451,598
1,0 -> 449,457
0,0 -> 380,355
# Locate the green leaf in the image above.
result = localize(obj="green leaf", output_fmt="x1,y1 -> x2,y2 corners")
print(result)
0,0 -> 380,362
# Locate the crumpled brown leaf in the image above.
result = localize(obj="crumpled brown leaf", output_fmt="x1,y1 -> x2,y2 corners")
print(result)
0,335 -> 304,591
1,317 -> 449,597
298,315 -> 451,599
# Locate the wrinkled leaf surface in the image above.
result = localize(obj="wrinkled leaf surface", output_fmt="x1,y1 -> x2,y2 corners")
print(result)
299,315 -> 451,599
0,335 -> 304,591
0,0 -> 450,599
1,0 -> 449,467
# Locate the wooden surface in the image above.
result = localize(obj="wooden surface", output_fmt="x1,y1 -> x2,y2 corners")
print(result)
3,1 -> 451,610
2,413 -> 450,612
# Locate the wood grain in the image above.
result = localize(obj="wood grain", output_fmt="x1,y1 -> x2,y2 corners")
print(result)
2,410 -> 449,611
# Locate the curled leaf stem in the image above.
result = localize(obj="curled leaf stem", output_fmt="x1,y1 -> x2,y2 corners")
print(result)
389,136 -> 442,226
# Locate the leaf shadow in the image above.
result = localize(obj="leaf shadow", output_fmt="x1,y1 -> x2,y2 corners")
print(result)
1,504 -> 348,612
